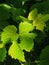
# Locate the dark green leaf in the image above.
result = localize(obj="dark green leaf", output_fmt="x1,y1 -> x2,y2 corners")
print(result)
39,46 -> 49,65
0,47 -> 7,62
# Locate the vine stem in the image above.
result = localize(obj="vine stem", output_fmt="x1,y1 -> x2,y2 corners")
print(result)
29,60 -> 40,63
21,60 -> 40,65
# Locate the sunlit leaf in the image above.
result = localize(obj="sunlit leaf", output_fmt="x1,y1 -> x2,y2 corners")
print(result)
19,33 -> 36,52
1,25 -> 18,44
8,41 -> 25,62
33,14 -> 49,31
19,22 -> 36,51
28,8 -> 38,21
19,22 -> 34,34
28,8 -> 49,31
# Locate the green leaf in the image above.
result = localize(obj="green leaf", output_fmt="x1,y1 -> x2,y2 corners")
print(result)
39,46 -> 49,65
18,16 -> 31,23
0,47 -> 7,62
0,4 -> 10,29
22,0 -> 28,6
5,0 -> 22,8
1,25 -> 18,44
0,21 -> 9,30
10,7 -> 25,22
28,8 -> 38,21
0,4 -> 11,9
46,21 -> 49,31
19,22 -> 36,51
19,33 -> 36,52
0,4 -> 11,21
30,0 -> 49,14
36,0 -> 41,1
19,22 -> 34,34
28,8 -> 49,31
0,43 -> 4,48
35,31 -> 46,44
8,41 -> 25,62
33,14 -> 49,31
0,32 -> 4,48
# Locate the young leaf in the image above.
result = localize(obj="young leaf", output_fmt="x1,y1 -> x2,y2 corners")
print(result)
1,25 -> 18,44
28,8 -> 49,31
33,14 -> 49,31
19,33 -> 36,52
0,47 -> 7,62
28,8 -> 38,21
19,22 -> 36,51
18,16 -> 31,23
8,41 -> 25,62
19,22 -> 34,34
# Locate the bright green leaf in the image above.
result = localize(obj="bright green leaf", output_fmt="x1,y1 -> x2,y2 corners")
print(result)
19,22 -> 36,51
28,8 -> 49,31
28,8 -> 38,21
33,14 -> 49,31
1,25 -> 18,44
0,43 -> 4,48
18,16 -> 31,23
8,41 -> 25,62
19,22 -> 34,34
19,33 -> 36,52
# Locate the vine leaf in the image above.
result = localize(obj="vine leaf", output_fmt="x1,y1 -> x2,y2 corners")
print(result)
0,43 -> 4,48
10,7 -> 25,22
18,16 -> 31,23
0,21 -> 9,30
38,46 -> 49,65
0,4 -> 11,21
30,0 -> 49,14
0,4 -> 11,30
19,22 -> 34,34
1,25 -> 18,44
5,0 -> 22,8
28,8 -> 38,21
28,8 -> 49,31
19,22 -> 36,51
33,14 -> 49,31
19,33 -> 36,52
8,41 -> 26,62
0,47 -> 7,62
22,0 -> 28,6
